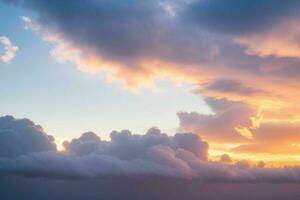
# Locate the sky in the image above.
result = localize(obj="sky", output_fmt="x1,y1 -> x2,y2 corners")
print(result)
0,2 -> 211,143
1,0 -> 300,198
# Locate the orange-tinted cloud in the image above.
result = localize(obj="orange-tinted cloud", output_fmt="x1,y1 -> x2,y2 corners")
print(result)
233,121 -> 300,154
236,20 -> 300,58
179,98 -> 300,160
178,98 -> 257,143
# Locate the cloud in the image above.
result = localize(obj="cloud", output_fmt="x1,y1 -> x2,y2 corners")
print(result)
236,20 -> 300,58
2,0 -> 299,116
0,116 -> 56,157
63,128 -> 208,161
13,0 -> 218,88
0,117 -> 208,179
200,79 -> 267,97
232,121 -> 300,154
178,98 -> 300,155
0,36 -> 18,63
9,0 -> 300,117
1,116 -> 300,183
220,154 -> 232,163
178,98 -> 258,142
183,0 -> 300,35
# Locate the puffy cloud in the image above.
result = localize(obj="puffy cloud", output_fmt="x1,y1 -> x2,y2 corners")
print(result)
0,116 -> 207,179
0,116 -> 56,157
0,116 -> 300,183
178,98 -> 258,142
220,154 -> 232,163
64,128 -> 208,161
62,132 -> 103,156
0,36 -> 18,63
173,133 -> 209,160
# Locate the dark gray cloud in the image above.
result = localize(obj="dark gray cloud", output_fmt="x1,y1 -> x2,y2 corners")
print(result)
0,116 -> 56,157
184,0 -> 300,35
62,131 -> 103,156
201,79 -> 266,96
4,0 -> 216,67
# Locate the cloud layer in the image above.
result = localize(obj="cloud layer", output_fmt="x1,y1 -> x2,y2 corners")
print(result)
4,0 -> 299,117
184,0 -> 300,35
1,116 -> 300,183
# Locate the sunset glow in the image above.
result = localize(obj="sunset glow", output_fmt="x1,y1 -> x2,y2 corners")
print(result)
2,0 -> 300,199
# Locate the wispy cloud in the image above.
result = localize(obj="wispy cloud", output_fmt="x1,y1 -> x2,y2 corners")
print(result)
0,36 -> 18,63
